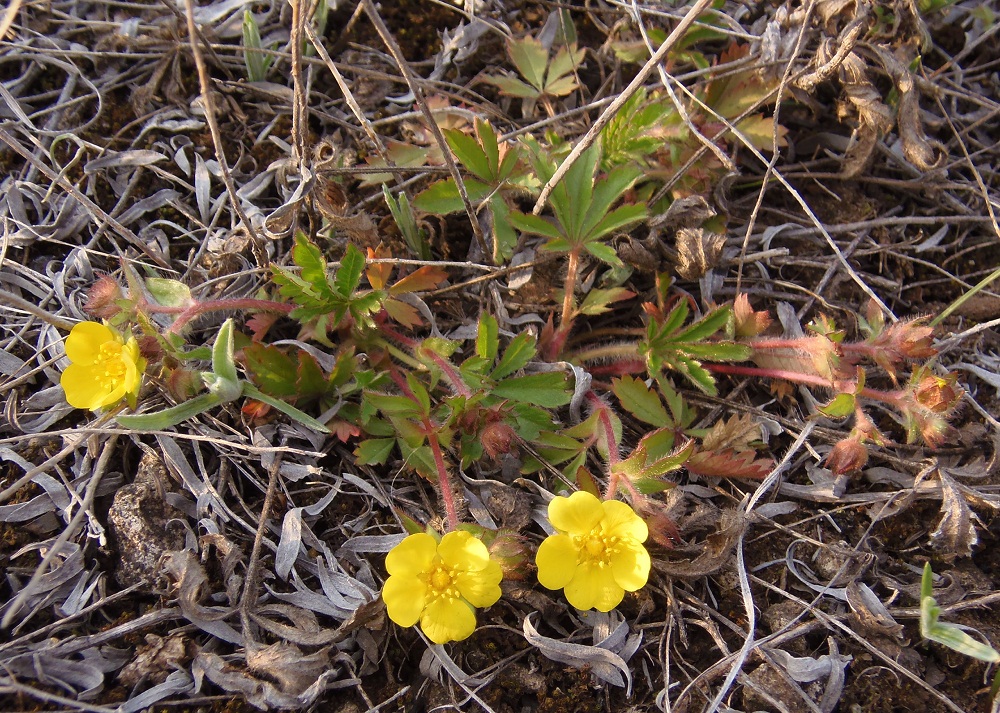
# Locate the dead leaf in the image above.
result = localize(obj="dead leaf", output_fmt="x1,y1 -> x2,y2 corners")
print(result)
118,634 -> 195,687
675,227 -> 726,280
931,468 -> 980,558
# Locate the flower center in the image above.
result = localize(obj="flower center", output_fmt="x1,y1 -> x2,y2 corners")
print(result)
425,564 -> 460,601
96,342 -> 126,389
577,528 -> 624,567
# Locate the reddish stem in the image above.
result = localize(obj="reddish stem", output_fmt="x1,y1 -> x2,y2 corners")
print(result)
426,351 -> 473,399
427,428 -> 460,531
705,363 -> 904,406
143,298 -> 294,335
547,246 -> 582,358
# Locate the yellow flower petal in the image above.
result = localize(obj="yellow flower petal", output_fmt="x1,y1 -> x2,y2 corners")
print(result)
438,530 -> 490,572
548,491 -> 604,535
65,322 -> 118,364
420,597 -> 477,644
385,533 -> 437,577
610,540 -> 650,592
454,559 -> 502,608
535,534 -> 578,590
601,500 -> 648,543
565,561 -> 624,612
382,574 -> 427,627
60,363 -> 113,410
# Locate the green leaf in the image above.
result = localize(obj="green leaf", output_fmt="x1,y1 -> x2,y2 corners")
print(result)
292,231 -> 333,298
212,320 -> 239,385
494,372 -> 571,407
242,383 -> 331,433
118,391 -> 224,430
583,240 -> 624,268
335,243 -> 366,299
577,287 -> 634,316
242,344 -> 299,398
587,202 -> 647,242
356,437 -> 395,465
819,392 -> 855,418
476,118 -> 500,177
364,391 -> 421,418
681,342 -> 753,361
921,563 -> 1000,663
476,313 -> 499,361
145,278 -> 193,309
413,178 -> 491,214
445,128 -> 492,183
507,36 -> 548,91
405,372 -> 431,416
581,164 -> 643,239
492,332 -> 536,380
489,195 -> 518,263
483,74 -> 540,99
612,375 -> 669,426
508,210 -> 565,242
676,305 -> 732,342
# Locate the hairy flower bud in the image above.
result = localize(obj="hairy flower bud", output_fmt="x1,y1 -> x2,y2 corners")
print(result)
481,421 -> 517,460
84,276 -> 124,319
826,436 -> 868,475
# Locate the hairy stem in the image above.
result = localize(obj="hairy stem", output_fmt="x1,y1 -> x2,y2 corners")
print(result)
147,298 -> 293,334
706,363 -> 904,406
426,428 -> 460,531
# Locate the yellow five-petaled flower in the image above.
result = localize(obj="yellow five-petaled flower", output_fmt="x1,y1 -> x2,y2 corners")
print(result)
382,530 -> 502,644
536,491 -> 650,612
60,322 -> 146,411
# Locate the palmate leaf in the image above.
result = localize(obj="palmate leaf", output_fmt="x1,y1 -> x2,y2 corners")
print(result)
642,304 -> 750,394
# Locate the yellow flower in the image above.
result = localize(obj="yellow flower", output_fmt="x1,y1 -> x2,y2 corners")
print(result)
536,491 -> 650,612
60,322 -> 145,410
382,530 -> 502,644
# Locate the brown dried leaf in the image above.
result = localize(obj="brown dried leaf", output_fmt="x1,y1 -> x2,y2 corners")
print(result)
675,227 -> 726,280
657,509 -> 747,578
701,413 -> 764,452
931,468 -> 980,559
246,641 -> 331,696
118,634 -> 196,687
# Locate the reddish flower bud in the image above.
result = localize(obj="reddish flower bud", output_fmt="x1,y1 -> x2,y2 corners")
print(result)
166,368 -> 203,401
826,436 -> 868,475
481,421 -> 517,460
733,293 -> 773,338
84,276 -> 124,319
914,372 -> 962,415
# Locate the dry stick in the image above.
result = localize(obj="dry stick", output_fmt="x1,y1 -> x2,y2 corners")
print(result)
531,0 -> 715,215
0,0 -> 23,41
0,128 -> 171,269
182,0 -> 267,268
701,422 -> 815,713
239,450 -> 284,641
672,79 -> 895,319
359,0 -> 490,256
735,0 -> 816,304
303,21 -> 397,178
289,0 -> 308,169
929,88 -> 1000,327
2,435 -> 118,630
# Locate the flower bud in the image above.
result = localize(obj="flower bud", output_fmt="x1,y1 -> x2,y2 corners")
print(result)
826,436 -> 868,475
84,276 -> 124,319
481,421 -> 517,460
